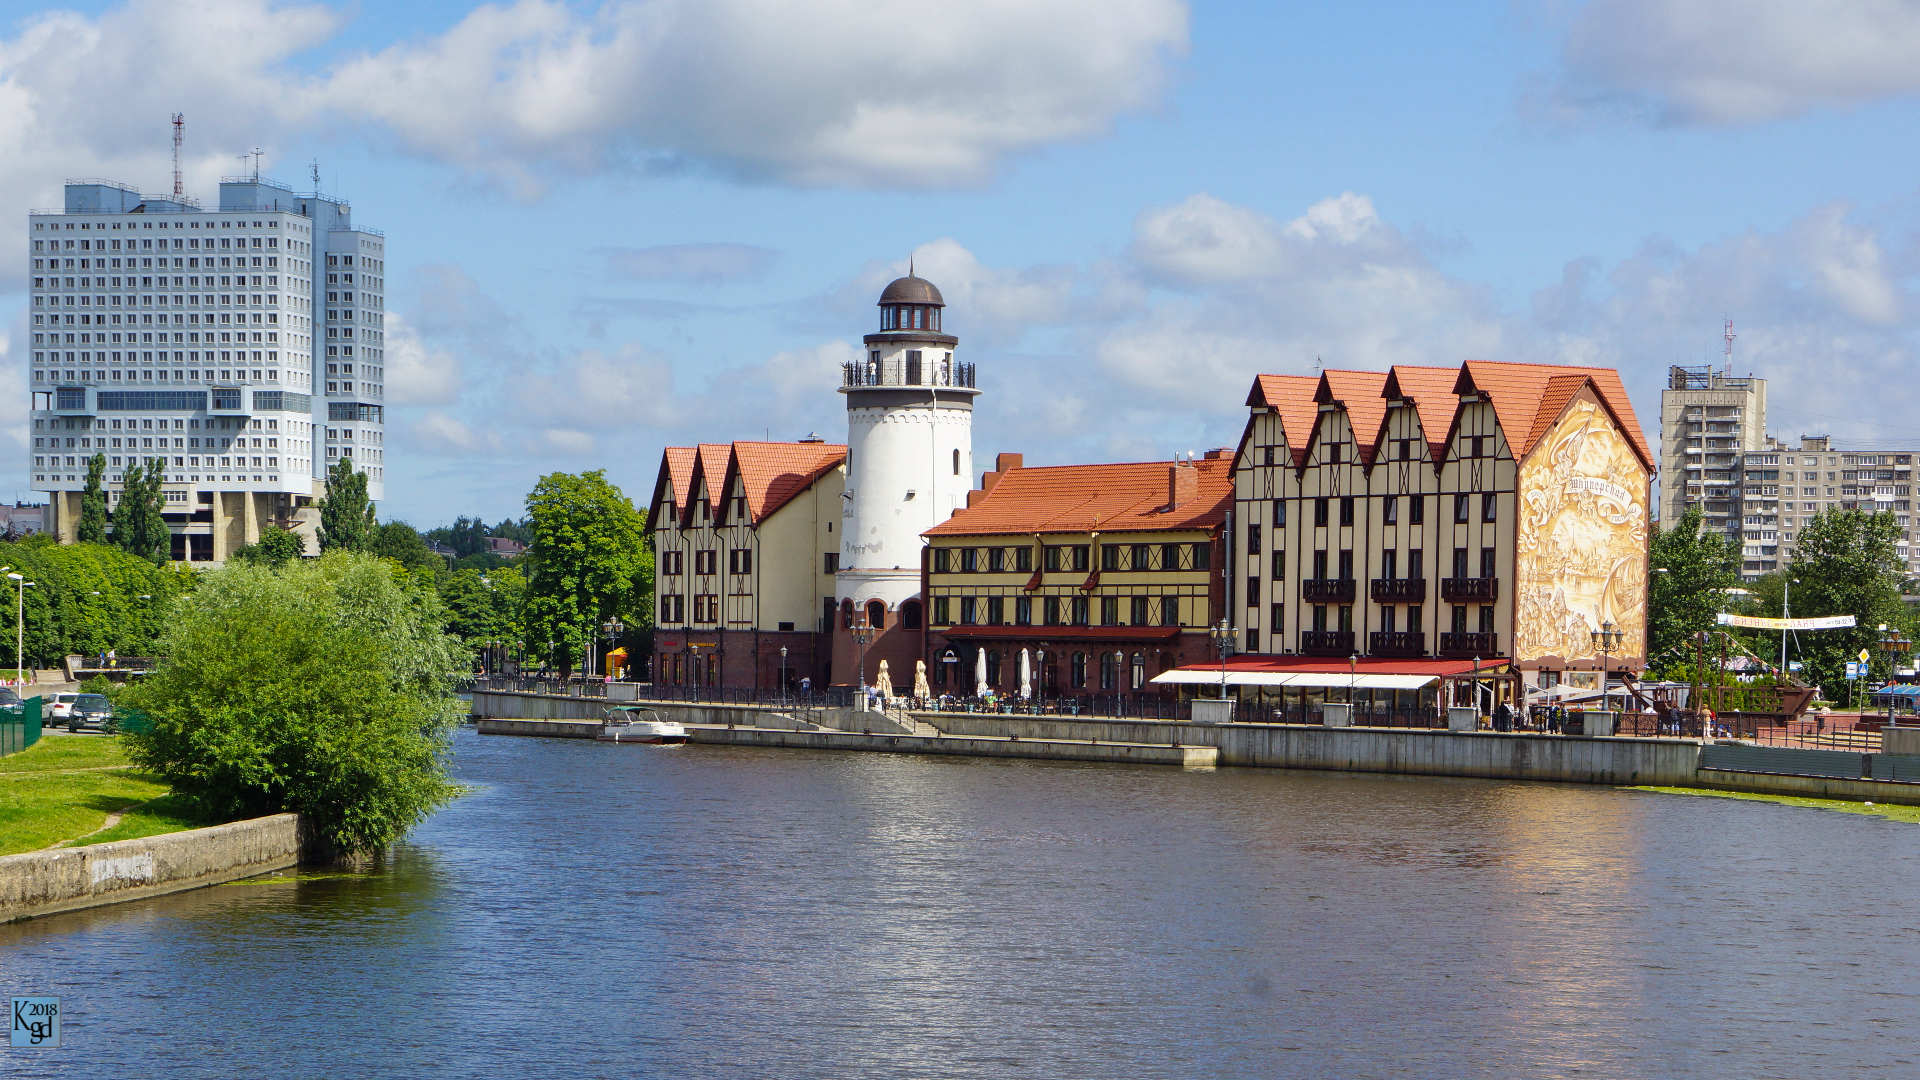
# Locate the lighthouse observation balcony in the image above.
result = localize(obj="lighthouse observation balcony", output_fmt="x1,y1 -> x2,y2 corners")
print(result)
843,359 -> 976,389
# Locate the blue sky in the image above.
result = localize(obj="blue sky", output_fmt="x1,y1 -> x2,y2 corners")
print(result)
3,0 -> 1918,527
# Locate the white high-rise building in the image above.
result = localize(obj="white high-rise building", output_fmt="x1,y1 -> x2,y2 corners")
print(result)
25,175 -> 387,560
831,274 -> 978,686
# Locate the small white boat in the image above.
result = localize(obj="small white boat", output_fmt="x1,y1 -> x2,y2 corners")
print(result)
598,706 -> 687,744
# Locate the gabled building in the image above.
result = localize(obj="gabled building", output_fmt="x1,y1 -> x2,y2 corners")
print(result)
649,437 -> 846,690
919,452 -> 1231,698
1230,360 -> 1653,699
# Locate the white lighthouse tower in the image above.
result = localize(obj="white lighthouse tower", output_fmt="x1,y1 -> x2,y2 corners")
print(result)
833,272 -> 978,689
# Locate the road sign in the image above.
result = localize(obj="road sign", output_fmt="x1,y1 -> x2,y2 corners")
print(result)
1845,662 -> 1861,680
1861,648 -> 1873,664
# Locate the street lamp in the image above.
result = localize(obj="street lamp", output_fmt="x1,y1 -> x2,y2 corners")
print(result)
1591,620 -> 1624,712
1209,619 -> 1238,702
779,645 -> 789,706
1878,623 -> 1911,723
1781,578 -> 1800,679
5,573 -> 23,685
851,618 -> 875,697
601,619 -> 625,681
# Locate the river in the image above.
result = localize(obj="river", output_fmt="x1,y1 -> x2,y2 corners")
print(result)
4,727 -> 1918,1078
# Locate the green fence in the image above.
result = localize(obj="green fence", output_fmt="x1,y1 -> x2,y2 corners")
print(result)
1,697 -> 43,757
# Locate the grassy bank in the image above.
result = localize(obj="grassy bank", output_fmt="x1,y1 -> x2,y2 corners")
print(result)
1630,785 -> 1920,824
0,735 -> 209,856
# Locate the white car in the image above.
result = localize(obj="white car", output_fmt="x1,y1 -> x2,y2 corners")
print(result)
47,693 -> 79,720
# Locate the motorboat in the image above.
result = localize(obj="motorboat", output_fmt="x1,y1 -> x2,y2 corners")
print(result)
598,706 -> 687,745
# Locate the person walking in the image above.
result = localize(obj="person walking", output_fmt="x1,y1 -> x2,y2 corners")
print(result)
1493,700 -> 1513,733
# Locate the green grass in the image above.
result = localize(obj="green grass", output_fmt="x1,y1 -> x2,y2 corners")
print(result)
1629,785 -> 1920,824
0,735 -> 197,855
68,794 -> 211,847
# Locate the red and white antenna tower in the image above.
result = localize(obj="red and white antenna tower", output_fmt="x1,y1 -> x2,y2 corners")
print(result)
1723,316 -> 1735,375
171,113 -> 184,199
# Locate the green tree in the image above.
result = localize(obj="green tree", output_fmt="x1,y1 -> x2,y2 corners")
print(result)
121,552 -> 468,856
1771,509 -> 1911,693
0,533 -> 194,668
423,515 -> 492,559
317,458 -> 376,552
520,470 -> 649,675
369,521 -> 439,580
1647,505 -> 1741,666
78,454 -> 109,544
229,526 -> 308,569
438,566 -> 527,646
115,459 -> 172,565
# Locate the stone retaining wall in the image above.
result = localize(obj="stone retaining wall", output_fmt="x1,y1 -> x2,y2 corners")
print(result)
0,813 -> 304,923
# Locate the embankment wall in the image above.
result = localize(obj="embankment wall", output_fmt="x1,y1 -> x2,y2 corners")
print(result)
0,813 -> 303,923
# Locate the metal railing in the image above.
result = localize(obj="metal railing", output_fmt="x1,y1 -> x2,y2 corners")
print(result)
1300,578 -> 1356,603
1439,577 -> 1499,602
1369,578 -> 1427,603
842,359 -> 976,389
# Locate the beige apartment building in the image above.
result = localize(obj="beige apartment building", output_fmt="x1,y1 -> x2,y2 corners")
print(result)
649,438 -> 846,690
1229,360 -> 1655,695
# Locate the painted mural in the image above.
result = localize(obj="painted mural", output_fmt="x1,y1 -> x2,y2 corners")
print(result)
1515,394 -> 1649,664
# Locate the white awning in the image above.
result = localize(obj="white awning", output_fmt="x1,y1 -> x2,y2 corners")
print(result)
1151,671 -> 1438,690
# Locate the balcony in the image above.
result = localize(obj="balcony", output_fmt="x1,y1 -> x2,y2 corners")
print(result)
1369,578 -> 1426,604
1439,577 -> 1499,602
1439,632 -> 1498,658
1300,578 -> 1356,604
1368,631 -> 1426,657
1299,630 -> 1355,656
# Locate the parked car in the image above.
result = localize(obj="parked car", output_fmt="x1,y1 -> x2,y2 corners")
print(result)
47,692 -> 79,720
0,688 -> 21,716
65,694 -> 114,732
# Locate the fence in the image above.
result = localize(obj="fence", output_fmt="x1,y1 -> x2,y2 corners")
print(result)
1,698 -> 43,757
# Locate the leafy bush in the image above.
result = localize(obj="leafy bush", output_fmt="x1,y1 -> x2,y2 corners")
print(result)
121,552 -> 469,855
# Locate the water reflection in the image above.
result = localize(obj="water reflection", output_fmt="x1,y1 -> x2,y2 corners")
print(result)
2,728 -> 1917,1078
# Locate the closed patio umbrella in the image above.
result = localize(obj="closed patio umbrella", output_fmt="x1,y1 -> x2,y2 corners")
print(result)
876,659 -> 892,702
1019,648 -> 1032,700
914,659 -> 931,701
974,648 -> 988,694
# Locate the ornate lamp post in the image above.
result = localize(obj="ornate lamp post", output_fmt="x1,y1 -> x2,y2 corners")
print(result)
1878,623 -> 1911,723
601,619 -> 625,681
851,618 -> 875,699
1209,619 -> 1238,701
1591,621 -> 1624,713
779,645 -> 789,706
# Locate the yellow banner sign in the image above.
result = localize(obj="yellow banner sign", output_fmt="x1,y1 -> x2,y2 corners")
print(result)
1716,613 -> 1857,631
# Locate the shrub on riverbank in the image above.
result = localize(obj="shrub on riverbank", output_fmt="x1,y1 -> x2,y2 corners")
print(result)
121,552 -> 469,856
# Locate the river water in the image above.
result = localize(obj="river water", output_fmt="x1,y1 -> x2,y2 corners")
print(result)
4,727 -> 1919,1079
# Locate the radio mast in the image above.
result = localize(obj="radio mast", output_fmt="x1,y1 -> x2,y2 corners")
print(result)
171,113 -> 184,198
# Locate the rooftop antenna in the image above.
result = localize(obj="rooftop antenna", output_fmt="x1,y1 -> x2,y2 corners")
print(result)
251,147 -> 263,182
171,113 -> 184,199
310,159 -> 321,193
1723,316 -> 1735,376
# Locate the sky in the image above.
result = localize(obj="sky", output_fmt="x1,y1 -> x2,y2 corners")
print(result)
2,0 -> 1918,528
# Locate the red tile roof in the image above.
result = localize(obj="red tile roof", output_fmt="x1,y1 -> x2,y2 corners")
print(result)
1380,365 -> 1461,463
1244,360 -> 1652,475
1246,374 -> 1322,468
724,441 -> 848,524
653,447 -> 698,521
925,458 -> 1232,537
1316,369 -> 1391,463
1454,360 -> 1653,470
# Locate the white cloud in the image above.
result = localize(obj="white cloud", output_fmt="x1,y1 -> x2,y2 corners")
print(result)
0,0 -> 1188,216
1553,0 -> 1920,124
383,313 -> 463,406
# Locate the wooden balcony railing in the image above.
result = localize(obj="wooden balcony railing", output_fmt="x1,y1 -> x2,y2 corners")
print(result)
1439,577 -> 1499,602
1300,630 -> 1356,656
1438,632 -> 1498,657
1369,578 -> 1427,604
1300,578 -> 1356,604
1368,631 -> 1427,657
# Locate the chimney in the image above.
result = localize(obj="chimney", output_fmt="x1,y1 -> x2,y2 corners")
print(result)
1168,462 -> 1197,511
975,451 -> 1023,503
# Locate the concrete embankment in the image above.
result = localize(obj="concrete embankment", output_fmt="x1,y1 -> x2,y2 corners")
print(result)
1692,769 -> 1920,806
0,814 -> 304,923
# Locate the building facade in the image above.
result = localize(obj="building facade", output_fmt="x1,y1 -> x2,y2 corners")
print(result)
830,275 -> 978,687
27,174 -> 385,560
1231,361 -> 1654,696
1658,364 -> 1766,546
1736,435 -> 1920,579
650,438 -> 847,690
917,453 -> 1231,699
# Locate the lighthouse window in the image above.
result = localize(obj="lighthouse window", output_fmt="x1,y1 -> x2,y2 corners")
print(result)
952,448 -> 960,475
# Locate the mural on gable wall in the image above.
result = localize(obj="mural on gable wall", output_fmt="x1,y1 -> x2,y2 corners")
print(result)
1515,394 -> 1649,664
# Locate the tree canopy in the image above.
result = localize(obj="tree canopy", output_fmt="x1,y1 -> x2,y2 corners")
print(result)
230,526 -> 308,569
78,455 -> 108,545
370,521 -> 439,580
121,552 -> 468,855
317,458 -> 376,552
438,566 -> 527,646
0,535 -> 195,667
1647,505 -> 1742,667
116,459 -> 171,565
1760,508 -> 1913,692
520,470 -> 650,674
